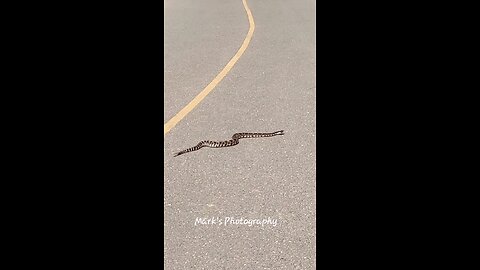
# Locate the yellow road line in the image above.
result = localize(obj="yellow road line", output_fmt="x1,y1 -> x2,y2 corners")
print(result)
164,0 -> 255,136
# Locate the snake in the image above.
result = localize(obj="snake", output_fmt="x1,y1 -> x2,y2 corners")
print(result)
174,130 -> 285,157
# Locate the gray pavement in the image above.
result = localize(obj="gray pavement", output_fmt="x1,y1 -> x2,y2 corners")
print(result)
164,0 -> 316,268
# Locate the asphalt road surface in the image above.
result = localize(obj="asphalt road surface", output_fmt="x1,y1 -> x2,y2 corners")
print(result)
164,0 -> 316,268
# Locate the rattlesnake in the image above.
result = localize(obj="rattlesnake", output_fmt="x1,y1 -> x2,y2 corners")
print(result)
174,130 -> 285,157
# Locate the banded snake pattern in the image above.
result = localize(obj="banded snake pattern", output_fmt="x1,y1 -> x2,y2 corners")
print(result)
174,130 -> 285,157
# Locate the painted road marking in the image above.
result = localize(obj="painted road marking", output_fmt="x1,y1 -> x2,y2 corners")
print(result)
164,0 -> 255,136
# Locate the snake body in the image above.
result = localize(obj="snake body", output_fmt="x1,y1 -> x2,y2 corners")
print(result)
174,130 -> 284,157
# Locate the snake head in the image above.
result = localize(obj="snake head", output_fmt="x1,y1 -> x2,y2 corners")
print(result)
274,130 -> 285,135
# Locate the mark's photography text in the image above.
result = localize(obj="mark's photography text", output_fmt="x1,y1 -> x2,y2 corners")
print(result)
195,217 -> 278,227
